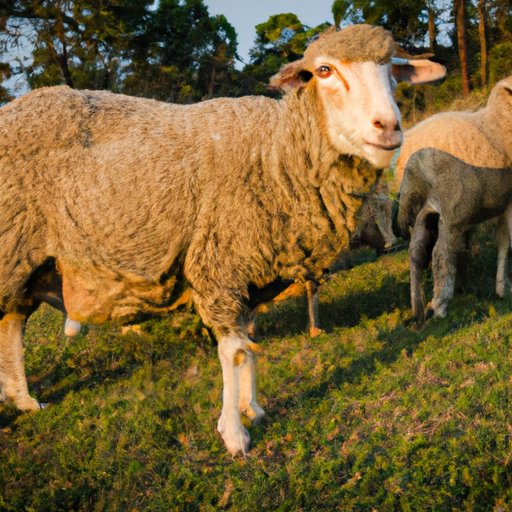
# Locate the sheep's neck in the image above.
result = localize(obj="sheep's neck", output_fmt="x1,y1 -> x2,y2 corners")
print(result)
269,87 -> 382,282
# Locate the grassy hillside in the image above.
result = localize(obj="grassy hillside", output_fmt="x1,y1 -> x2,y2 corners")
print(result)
1,229 -> 512,511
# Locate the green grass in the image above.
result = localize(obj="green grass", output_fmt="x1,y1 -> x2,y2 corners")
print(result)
2,231 -> 512,511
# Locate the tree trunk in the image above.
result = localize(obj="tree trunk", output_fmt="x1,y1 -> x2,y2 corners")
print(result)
478,0 -> 488,89
455,0 -> 470,96
53,15 -> 75,88
427,4 -> 436,52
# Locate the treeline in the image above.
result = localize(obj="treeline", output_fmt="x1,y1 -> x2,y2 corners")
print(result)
0,0 -> 511,114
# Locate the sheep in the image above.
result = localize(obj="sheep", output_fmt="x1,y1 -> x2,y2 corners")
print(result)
396,75 -> 512,324
0,24 -> 445,455
246,189 -> 399,339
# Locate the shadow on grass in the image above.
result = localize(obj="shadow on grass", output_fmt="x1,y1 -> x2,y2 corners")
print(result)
0,405 -> 22,429
22,314 -> 215,409
260,294 -> 504,429
255,273 -> 411,338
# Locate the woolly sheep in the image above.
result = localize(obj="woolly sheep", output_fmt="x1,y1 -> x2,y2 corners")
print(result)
396,75 -> 512,324
247,191 -> 399,339
0,24 -> 444,455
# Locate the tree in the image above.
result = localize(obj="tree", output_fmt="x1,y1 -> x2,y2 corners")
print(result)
0,62 -> 12,104
454,0 -> 470,96
121,0 -> 238,102
331,0 -> 432,48
0,0 -> 239,101
0,1 -> 153,90
242,13 -> 328,96
477,0 -> 488,88
332,0 -> 362,28
426,0 -> 437,52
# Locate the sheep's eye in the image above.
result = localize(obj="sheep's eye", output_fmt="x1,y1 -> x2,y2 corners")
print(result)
315,65 -> 333,78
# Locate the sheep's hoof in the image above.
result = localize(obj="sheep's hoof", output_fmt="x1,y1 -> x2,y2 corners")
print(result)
241,402 -> 266,425
64,318 -> 82,337
14,395 -> 41,411
218,416 -> 251,456
309,326 -> 325,338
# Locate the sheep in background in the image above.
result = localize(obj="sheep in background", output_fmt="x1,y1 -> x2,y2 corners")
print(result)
396,75 -> 512,324
248,187 -> 400,339
0,24 -> 444,455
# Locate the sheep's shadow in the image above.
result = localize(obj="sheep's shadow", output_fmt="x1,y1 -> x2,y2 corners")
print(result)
255,273 -> 410,338
253,301 -> 498,445
3,312 -> 215,416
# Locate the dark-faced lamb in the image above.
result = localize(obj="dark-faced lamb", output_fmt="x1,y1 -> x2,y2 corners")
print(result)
396,75 -> 512,324
0,24 -> 444,455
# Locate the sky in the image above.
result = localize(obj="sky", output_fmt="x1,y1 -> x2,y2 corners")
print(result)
203,0 -> 336,67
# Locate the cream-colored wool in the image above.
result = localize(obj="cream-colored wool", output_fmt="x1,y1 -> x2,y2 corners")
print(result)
396,75 -> 512,324
304,24 -> 395,67
395,75 -> 512,189
0,84 -> 379,329
0,23 -> 444,455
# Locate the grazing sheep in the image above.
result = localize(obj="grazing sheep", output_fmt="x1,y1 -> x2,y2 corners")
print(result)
396,75 -> 512,324
0,24 -> 444,455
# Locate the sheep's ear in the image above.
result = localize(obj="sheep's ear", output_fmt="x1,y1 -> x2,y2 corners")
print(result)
391,58 -> 446,85
269,60 -> 313,92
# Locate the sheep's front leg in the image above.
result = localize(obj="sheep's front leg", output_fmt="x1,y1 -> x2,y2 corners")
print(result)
306,280 -> 323,337
431,223 -> 464,318
217,334 -> 251,456
239,348 -> 265,424
0,312 -> 40,410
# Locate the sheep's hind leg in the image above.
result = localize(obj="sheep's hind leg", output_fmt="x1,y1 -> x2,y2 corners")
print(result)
239,345 -> 265,424
496,215 -> 509,298
0,312 -> 40,410
306,280 -> 323,337
217,333 -> 255,456
409,209 -> 436,325
431,223 -> 464,318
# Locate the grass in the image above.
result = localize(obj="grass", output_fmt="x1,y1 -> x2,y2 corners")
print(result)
2,229 -> 512,511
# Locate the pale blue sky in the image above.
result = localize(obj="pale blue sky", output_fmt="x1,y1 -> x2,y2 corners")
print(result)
203,0 -> 336,66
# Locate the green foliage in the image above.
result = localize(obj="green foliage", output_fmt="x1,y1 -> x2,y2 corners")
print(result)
240,14 -> 328,97
332,0 -> 437,47
123,0 -> 239,102
489,41 -> 512,87
0,0 -> 240,101
3,228 -> 512,509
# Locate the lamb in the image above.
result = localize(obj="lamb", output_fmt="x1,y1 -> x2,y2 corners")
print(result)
396,75 -> 512,324
0,24 -> 444,455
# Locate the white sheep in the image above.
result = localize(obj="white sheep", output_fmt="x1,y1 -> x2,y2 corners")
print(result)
0,24 -> 444,455
396,75 -> 512,324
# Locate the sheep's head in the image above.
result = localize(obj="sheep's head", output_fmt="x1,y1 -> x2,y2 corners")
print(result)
270,24 -> 446,169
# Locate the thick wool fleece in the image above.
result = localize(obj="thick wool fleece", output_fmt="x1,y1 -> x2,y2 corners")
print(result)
396,75 -> 512,235
0,83 -> 379,334
304,24 -> 395,67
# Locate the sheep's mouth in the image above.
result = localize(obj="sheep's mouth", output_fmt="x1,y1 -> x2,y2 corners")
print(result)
363,140 -> 401,151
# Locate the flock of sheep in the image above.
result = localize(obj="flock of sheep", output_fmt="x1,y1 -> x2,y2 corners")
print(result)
0,22 -> 508,456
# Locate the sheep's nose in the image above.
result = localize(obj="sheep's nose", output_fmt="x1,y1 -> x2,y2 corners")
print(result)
371,116 -> 402,149
372,119 -> 401,132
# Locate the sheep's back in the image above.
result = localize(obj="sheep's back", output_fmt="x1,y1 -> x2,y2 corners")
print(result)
1,87 -> 279,274
395,111 -> 511,189
0,86 -> 286,319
